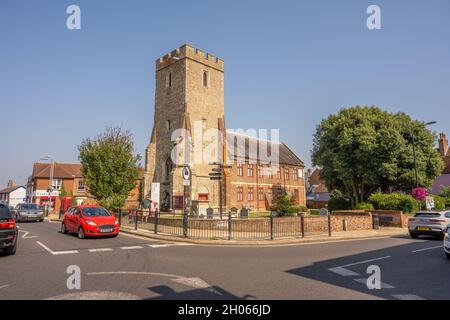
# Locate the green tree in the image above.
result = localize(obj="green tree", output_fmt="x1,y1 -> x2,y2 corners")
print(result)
78,127 -> 141,211
312,106 -> 443,206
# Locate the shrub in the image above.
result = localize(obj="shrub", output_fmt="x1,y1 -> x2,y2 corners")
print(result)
368,193 -> 419,213
355,202 -> 374,210
328,192 -> 351,212
432,196 -> 446,211
292,205 -> 308,213
271,195 -> 296,216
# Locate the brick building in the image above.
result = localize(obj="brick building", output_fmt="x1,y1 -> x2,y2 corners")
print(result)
28,162 -> 143,213
305,168 -> 330,209
432,133 -> 450,194
144,44 -> 306,213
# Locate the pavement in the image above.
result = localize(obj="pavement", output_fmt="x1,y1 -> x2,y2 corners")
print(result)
1,220 -> 449,300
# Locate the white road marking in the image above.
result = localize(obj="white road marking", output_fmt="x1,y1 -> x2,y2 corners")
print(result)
412,245 -> 441,253
36,241 -> 79,255
392,294 -> 425,300
148,244 -> 175,248
88,248 -> 113,253
87,271 -> 220,295
328,267 -> 361,277
0,284 -> 10,290
354,278 -> 395,289
19,230 -> 37,239
340,256 -> 391,268
120,246 -> 144,250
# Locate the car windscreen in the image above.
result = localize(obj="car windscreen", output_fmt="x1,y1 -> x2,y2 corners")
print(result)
81,207 -> 111,217
0,206 -> 12,219
19,204 -> 40,210
414,212 -> 441,217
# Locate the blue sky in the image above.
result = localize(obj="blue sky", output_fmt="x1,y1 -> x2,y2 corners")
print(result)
1,0 -> 449,187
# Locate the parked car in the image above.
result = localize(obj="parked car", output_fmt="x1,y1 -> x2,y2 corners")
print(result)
444,226 -> 450,259
408,211 -> 450,239
0,203 -> 18,255
61,205 -> 119,239
14,203 -> 44,222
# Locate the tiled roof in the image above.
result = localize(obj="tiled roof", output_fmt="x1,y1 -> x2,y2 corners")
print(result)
0,186 -> 25,194
432,174 -> 450,195
226,131 -> 304,167
32,163 -> 83,179
308,169 -> 322,186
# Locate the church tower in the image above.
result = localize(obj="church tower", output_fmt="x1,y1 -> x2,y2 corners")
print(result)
144,44 -> 225,212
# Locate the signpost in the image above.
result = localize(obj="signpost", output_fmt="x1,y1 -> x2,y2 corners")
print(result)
150,183 -> 160,214
208,162 -> 232,219
182,166 -> 191,216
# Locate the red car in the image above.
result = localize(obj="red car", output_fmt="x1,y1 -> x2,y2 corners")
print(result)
61,205 -> 119,239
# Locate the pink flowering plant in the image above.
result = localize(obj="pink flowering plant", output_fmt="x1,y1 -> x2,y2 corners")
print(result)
412,187 -> 427,202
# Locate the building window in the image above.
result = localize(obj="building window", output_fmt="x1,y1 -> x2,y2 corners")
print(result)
268,188 -> 273,200
267,166 -> 273,179
173,196 -> 183,210
77,180 -> 85,193
276,167 -> 281,180
169,72 -> 172,87
258,187 -> 264,200
298,169 -> 303,179
247,164 -> 254,177
166,120 -> 171,130
237,163 -> 243,177
284,168 -> 290,181
248,187 -> 254,201
294,189 -> 299,204
52,179 -> 62,190
237,186 -> 243,202
293,169 -> 298,181
203,70 -> 208,87
165,158 -> 173,181
257,165 -> 263,178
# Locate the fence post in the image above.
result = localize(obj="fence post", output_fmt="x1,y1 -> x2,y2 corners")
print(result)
134,210 -> 138,231
228,212 -> 232,240
300,213 -> 305,238
328,213 -> 332,237
118,209 -> 122,226
270,214 -> 274,240
183,213 -> 188,238
154,209 -> 159,234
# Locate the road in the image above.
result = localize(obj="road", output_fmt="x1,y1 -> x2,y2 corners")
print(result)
0,220 -> 449,300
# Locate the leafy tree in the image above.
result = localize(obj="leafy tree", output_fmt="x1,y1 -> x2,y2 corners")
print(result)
312,106 -> 443,206
78,127 -> 141,211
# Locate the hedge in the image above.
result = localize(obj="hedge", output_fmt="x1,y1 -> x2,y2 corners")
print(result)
368,193 -> 419,213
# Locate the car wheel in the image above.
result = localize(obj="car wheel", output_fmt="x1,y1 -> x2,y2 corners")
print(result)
410,232 -> 419,239
61,223 -> 67,234
446,252 -> 450,259
4,243 -> 17,256
111,234 -> 118,238
78,227 -> 85,239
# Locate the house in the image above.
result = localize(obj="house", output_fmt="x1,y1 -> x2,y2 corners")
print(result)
27,162 -> 144,213
305,168 -> 331,209
432,133 -> 450,195
143,44 -> 306,213
0,180 -> 27,207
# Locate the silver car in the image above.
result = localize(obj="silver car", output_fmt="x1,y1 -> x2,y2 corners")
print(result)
408,211 -> 450,239
14,203 -> 44,222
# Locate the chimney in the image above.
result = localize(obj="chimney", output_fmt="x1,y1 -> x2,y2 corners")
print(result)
439,133 -> 448,157
7,180 -> 13,188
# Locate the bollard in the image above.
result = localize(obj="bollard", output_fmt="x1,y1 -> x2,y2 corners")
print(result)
135,210 -> 138,231
300,213 -> 305,238
228,213 -> 232,240
328,213 -> 332,237
270,214 -> 274,240
154,210 -> 159,234
373,215 -> 380,230
343,219 -> 348,231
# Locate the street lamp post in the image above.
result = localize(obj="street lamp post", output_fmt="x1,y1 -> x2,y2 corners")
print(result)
40,156 -> 54,216
410,121 -> 437,188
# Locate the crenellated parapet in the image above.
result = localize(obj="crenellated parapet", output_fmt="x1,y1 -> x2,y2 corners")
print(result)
156,44 -> 224,71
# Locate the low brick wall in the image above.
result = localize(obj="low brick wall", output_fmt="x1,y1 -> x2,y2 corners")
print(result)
370,210 -> 404,227
331,211 -> 373,231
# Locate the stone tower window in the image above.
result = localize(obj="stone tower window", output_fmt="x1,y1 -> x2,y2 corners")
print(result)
166,72 -> 172,88
165,158 -> 173,181
166,120 -> 171,130
203,70 -> 208,87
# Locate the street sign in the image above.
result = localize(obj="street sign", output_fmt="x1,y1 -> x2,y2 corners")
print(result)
151,183 -> 160,211
183,180 -> 190,186
182,166 -> 191,180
